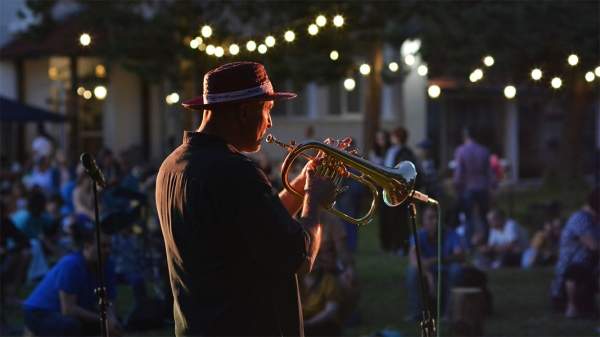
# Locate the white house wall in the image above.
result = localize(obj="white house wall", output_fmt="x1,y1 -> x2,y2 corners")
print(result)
104,65 -> 141,154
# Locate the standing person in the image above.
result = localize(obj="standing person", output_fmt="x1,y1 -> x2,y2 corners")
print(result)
379,127 -> 419,255
155,62 -> 336,337
368,129 -> 390,166
453,127 -> 494,249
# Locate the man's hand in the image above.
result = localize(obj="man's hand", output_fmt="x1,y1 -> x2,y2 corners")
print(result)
304,165 -> 337,208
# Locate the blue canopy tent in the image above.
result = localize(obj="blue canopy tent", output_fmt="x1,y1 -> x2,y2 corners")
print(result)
0,96 -> 67,123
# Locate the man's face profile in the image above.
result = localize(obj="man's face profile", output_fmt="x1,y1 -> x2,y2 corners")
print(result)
240,100 -> 274,153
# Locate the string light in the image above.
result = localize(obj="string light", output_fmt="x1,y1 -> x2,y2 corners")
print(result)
567,54 -> 578,66
343,78 -> 356,91
308,24 -> 319,36
404,54 -> 415,66
95,64 -> 106,78
229,44 -> 240,55
388,62 -> 399,72
316,15 -> 327,27
551,77 -> 562,89
428,85 -> 441,98
531,68 -> 543,81
246,40 -> 257,52
483,56 -> 494,67
201,25 -> 212,38
198,43 -> 206,51
79,33 -> 91,46
77,86 -> 86,96
189,37 -> 202,49
214,46 -> 224,57
265,36 -> 276,47
417,64 -> 428,76
504,85 -> 516,99
585,71 -> 595,82
329,50 -> 339,61
595,66 -> 600,77
359,64 -> 371,75
284,30 -> 295,42
165,92 -> 179,105
333,15 -> 344,27
257,44 -> 268,54
206,44 -> 216,55
83,90 -> 92,100
469,68 -> 483,82
94,86 -> 107,100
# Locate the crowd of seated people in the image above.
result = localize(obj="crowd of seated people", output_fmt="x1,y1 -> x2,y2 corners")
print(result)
0,135 -> 167,335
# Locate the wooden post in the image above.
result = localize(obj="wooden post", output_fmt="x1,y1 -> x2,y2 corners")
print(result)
362,41 -> 383,154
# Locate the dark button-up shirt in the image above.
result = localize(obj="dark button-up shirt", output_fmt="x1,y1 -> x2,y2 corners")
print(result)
156,131 -> 309,336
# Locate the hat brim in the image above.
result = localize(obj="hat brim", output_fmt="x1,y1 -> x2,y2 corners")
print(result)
182,92 -> 297,110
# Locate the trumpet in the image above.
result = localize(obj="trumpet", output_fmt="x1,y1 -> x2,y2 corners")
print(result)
266,134 -> 438,226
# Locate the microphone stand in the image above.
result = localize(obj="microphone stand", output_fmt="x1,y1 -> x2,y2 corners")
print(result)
90,179 -> 110,337
408,203 -> 437,337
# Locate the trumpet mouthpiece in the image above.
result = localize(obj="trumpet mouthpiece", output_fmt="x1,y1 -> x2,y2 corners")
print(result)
265,134 -> 274,143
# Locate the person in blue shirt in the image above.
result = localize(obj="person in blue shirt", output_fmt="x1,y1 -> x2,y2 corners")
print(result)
23,224 -> 122,336
405,205 -> 465,320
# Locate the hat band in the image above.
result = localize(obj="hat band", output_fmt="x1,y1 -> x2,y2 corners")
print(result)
204,82 -> 273,104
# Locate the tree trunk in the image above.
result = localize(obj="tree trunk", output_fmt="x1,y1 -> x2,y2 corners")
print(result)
363,41 -> 384,155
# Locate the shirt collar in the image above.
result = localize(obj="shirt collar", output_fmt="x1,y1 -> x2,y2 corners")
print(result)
182,131 -> 240,153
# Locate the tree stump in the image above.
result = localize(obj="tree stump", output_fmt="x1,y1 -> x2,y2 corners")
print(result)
449,287 -> 485,336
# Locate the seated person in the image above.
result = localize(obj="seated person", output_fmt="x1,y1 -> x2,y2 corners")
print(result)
301,263 -> 344,337
476,209 -> 527,268
22,224 -> 122,336
406,205 -> 464,320
0,200 -> 31,306
551,187 -> 599,318
522,202 -> 562,268
316,212 -> 359,327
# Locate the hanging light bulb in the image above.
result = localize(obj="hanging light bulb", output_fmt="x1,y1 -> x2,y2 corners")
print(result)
417,64 -> 428,76
246,40 -> 257,52
504,85 -> 516,99
284,30 -> 295,42
77,86 -> 86,96
483,56 -> 494,67
201,25 -> 212,38
404,54 -> 415,66
551,77 -> 562,89
531,68 -> 543,81
333,15 -> 344,27
205,44 -> 216,55
329,50 -> 339,61
257,44 -> 268,54
94,86 -> 107,100
359,64 -> 371,75
585,71 -> 595,82
316,15 -> 327,27
214,46 -> 224,57
595,66 -> 600,77
388,62 -> 399,72
308,24 -> 319,36
567,54 -> 579,66
189,37 -> 202,49
343,78 -> 356,91
265,36 -> 276,47
79,33 -> 91,46
428,85 -> 441,98
83,90 -> 93,100
229,44 -> 240,55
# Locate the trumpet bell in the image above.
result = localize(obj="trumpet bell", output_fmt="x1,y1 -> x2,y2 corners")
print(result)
382,161 -> 417,207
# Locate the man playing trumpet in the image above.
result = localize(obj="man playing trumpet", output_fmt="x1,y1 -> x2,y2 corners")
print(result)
155,62 -> 336,337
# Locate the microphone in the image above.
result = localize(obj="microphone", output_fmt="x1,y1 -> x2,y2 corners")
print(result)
411,190 -> 439,205
80,152 -> 106,188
